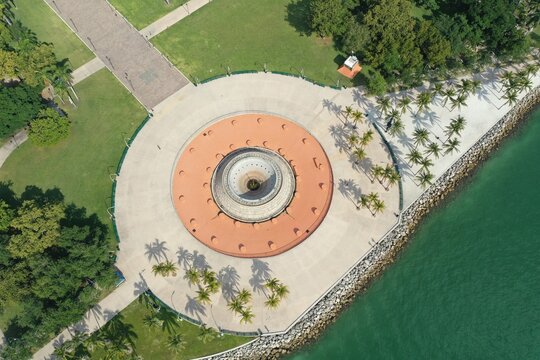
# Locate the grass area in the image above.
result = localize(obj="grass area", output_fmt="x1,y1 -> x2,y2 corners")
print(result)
0,68 -> 146,232
109,0 -> 188,30
13,0 -> 94,68
152,0 -> 352,87
90,294 -> 252,359
0,300 -> 22,332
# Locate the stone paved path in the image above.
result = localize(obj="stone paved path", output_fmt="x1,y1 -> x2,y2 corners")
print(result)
140,0 -> 210,39
44,0 -> 190,109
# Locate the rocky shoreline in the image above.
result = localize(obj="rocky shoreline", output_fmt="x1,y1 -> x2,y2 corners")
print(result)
202,86 -> 540,360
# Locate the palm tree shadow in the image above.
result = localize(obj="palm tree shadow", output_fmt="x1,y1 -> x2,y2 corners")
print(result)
133,273 -> 149,297
144,238 -> 169,263
192,250 -> 210,270
101,312 -> 137,347
158,308 -> 180,334
338,178 -> 362,208
185,295 -> 206,321
176,246 -> 193,270
249,259 -> 272,294
218,265 -> 240,301
329,123 -> 350,153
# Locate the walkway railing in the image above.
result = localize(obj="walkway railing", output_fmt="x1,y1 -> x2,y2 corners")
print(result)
110,114 -> 152,242
197,69 -> 344,90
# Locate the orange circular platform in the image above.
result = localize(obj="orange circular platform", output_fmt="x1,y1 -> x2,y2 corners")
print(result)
172,113 -> 333,257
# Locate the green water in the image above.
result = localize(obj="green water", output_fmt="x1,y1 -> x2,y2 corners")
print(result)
291,108 -> 540,360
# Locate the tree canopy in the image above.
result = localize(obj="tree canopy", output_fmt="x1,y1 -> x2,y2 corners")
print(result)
29,108 -> 71,146
0,82 -> 44,138
305,0 -> 537,89
0,184 -> 116,359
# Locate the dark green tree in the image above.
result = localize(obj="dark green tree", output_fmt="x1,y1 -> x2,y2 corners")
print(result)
0,82 -> 44,139
309,0 -> 350,37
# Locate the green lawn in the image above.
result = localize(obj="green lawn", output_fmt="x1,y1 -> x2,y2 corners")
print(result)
90,294 -> 252,359
0,69 -> 146,232
109,0 -> 188,30
13,0 -> 94,68
152,0 -> 352,87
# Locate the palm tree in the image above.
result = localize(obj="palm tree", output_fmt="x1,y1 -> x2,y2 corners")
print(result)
444,138 -> 460,154
371,164 -> 385,184
412,128 -> 430,148
264,278 -> 280,293
388,118 -> 404,137
197,325 -> 217,344
376,96 -> 391,115
499,71 -> 514,87
196,287 -> 212,305
418,157 -> 433,173
264,294 -> 280,310
416,171 -> 434,189
347,133 -> 359,148
450,94 -> 467,111
166,333 -> 186,354
425,142 -> 441,159
206,278 -> 220,294
445,116 -> 466,140
372,199 -> 386,216
502,90 -> 518,107
406,149 -> 423,166
152,261 -> 178,277
184,267 -> 200,286
470,79 -> 482,95
383,165 -> 400,190
397,96 -> 412,114
53,341 -> 76,360
201,269 -> 217,286
274,283 -> 290,300
359,195 -> 370,210
353,147 -> 366,163
53,59 -> 78,101
227,297 -> 244,314
359,129 -> 374,148
524,63 -> 539,78
239,307 -> 255,324
143,314 -> 163,330
237,288 -> 252,304
442,87 -> 456,108
432,82 -> 444,97
351,110 -> 364,127
453,115 -> 466,136
343,105 -> 353,121
415,91 -> 432,114
524,64 -> 539,78
457,79 -> 473,96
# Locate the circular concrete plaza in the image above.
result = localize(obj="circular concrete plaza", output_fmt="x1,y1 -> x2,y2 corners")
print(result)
114,74 -> 399,333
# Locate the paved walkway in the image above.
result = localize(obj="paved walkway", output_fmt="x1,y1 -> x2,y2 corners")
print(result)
71,57 -> 105,85
44,0 -> 190,109
32,277 -> 147,360
140,0 -> 210,39
0,129 -> 28,168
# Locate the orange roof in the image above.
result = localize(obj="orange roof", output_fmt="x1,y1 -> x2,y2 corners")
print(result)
172,114 -> 333,258
338,63 -> 362,79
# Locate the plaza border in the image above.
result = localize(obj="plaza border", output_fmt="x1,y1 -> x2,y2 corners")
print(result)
195,88 -> 540,359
